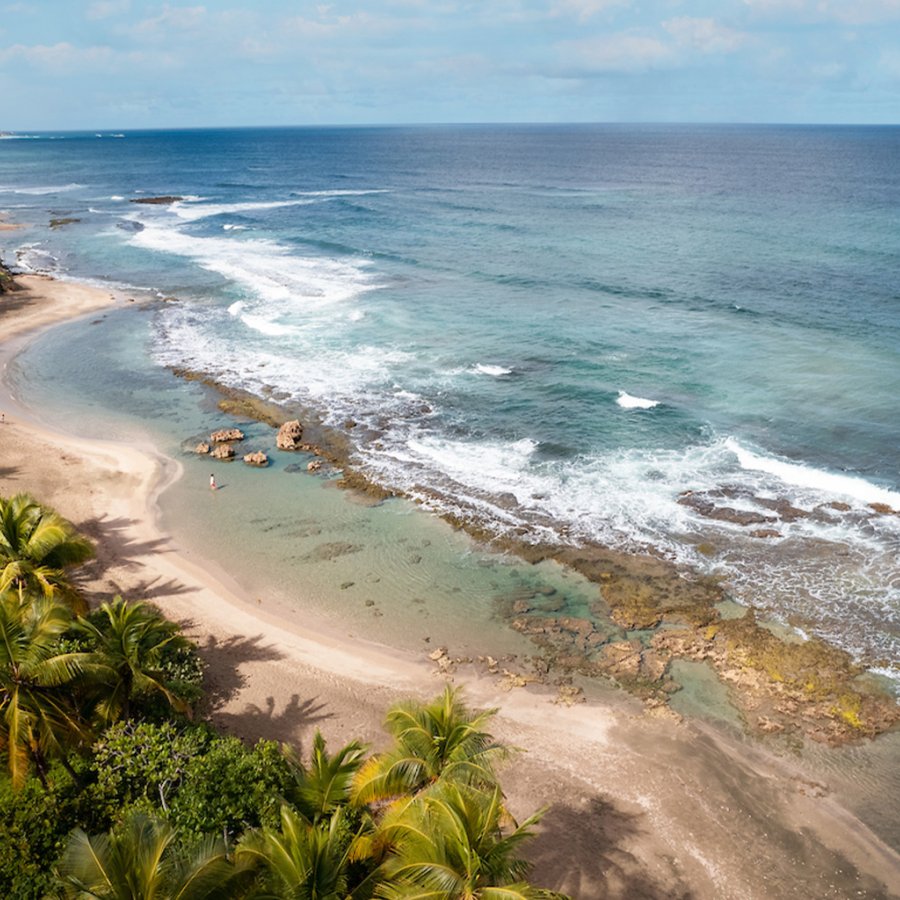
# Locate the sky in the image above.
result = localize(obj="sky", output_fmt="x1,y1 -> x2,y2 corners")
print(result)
1,1 -> 899,129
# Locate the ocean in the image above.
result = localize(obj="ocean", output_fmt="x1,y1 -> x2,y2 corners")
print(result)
1,124 -> 899,681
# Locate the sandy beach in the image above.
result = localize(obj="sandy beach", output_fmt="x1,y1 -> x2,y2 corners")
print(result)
1,274 -> 899,899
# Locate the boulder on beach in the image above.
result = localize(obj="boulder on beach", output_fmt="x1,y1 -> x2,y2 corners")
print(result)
210,444 -> 235,460
276,419 -> 304,450
210,428 -> 245,443
243,450 -> 269,467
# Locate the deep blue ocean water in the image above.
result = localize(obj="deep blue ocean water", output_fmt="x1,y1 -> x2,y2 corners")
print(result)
2,125 -> 899,674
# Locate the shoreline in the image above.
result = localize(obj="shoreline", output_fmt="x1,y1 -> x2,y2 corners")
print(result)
2,273 -> 900,897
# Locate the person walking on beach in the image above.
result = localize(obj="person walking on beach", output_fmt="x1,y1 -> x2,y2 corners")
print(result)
209,473 -> 217,491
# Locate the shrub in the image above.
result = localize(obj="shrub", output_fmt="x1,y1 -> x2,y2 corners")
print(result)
0,764 -> 87,899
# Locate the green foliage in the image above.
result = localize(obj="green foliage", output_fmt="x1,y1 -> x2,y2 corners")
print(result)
375,783 -> 549,900
237,804 -> 356,900
87,720 -> 293,841
284,730 -> 367,824
0,593 -> 92,788
75,595 -> 195,724
87,720 -> 210,825
353,685 -> 510,805
0,763 -> 87,900
0,493 -> 93,613
52,811 -> 251,900
169,732 -> 294,840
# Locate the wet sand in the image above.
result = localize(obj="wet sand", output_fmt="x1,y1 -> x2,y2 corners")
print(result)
1,274 -> 898,899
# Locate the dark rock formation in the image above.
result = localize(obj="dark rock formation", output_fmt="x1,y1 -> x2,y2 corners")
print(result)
130,196 -> 184,205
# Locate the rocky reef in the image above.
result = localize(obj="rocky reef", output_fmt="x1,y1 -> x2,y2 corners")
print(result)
169,365 -> 899,744
129,196 -> 184,205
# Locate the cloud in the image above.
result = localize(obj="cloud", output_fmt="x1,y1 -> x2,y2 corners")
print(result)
127,4 -> 207,39
663,17 -> 748,54
86,0 -> 130,20
742,0 -> 900,24
0,41 -> 175,72
551,0 -> 630,21
559,33 -> 672,73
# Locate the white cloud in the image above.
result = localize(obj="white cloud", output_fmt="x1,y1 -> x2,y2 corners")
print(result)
128,4 -> 207,39
663,17 -> 748,54
742,0 -> 900,23
551,0 -> 629,21
87,0 -> 131,20
0,41 -> 176,72
559,33 -> 672,73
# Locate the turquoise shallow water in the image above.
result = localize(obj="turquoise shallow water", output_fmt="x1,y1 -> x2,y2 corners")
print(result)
1,124 -> 899,675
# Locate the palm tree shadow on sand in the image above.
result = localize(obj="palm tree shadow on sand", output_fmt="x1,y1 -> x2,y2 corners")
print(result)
75,514 -> 175,579
524,796 -> 694,900
213,693 -> 334,746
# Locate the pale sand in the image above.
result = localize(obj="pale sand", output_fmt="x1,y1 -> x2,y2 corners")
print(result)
1,276 -> 899,899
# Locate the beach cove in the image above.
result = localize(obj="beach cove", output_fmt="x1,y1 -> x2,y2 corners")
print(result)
2,268 -> 900,897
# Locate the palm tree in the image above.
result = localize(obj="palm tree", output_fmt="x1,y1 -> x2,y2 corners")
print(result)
53,811 -> 249,899
353,687 -> 510,805
76,596 -> 191,724
0,493 -> 93,614
374,783 -> 560,900
284,731 -> 367,824
236,804 -> 356,899
0,592 -> 90,788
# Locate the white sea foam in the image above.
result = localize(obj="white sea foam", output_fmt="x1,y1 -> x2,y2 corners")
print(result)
616,390 -> 659,409
129,223 -> 378,308
0,183 -> 82,195
222,224 -> 247,231
725,438 -> 900,508
473,363 -> 512,377
238,313 -> 299,337
290,189 -> 389,197
110,195 -> 125,201
170,198 -> 319,221
15,244 -> 58,273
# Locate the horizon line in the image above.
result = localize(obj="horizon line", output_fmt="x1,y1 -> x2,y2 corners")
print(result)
4,120 -> 899,134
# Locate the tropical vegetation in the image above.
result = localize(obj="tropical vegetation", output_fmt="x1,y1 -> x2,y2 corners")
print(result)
0,494 -> 567,899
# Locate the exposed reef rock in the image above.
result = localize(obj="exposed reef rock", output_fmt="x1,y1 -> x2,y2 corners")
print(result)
307,459 -> 323,473
130,196 -> 183,205
49,217 -> 80,229
276,419 -> 304,450
677,486 -> 814,529
243,450 -> 269,467
210,428 -> 244,443
194,442 -> 210,455
210,444 -> 235,460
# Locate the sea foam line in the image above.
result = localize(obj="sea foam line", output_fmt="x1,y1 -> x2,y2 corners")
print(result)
725,438 -> 900,508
